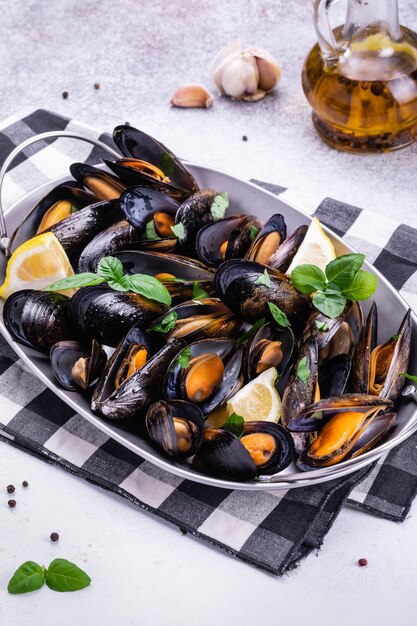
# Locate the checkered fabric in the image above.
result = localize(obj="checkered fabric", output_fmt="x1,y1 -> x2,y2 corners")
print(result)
1,109 -> 417,576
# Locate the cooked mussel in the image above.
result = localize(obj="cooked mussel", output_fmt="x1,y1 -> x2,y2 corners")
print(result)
50,199 -> 122,263
149,299 -> 242,342
269,224 -> 308,272
111,125 -> 199,200
50,339 -> 107,391
194,422 -> 295,482
70,163 -> 126,200
77,220 -> 143,272
7,183 -> 95,255
246,322 -> 295,380
174,189 -> 218,255
69,285 -> 168,347
119,186 -> 180,234
196,215 -> 261,267
214,259 -> 311,327
92,330 -> 182,419
245,214 -> 286,265
349,306 -> 412,404
164,338 -> 244,416
145,400 -> 204,458
318,354 -> 352,399
3,290 -> 73,353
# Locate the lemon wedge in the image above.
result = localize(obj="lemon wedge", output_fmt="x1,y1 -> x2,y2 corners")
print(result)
226,367 -> 282,424
286,217 -> 336,275
0,232 -> 74,299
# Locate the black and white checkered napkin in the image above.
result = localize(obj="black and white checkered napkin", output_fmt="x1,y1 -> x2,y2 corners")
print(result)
1,109 -> 417,576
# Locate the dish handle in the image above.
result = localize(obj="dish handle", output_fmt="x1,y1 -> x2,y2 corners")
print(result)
0,130 -> 121,254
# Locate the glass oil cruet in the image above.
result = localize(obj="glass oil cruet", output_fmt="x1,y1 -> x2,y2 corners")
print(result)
302,0 -> 417,152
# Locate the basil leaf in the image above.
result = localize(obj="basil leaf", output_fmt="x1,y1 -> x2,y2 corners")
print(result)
254,269 -> 271,287
106,275 -> 130,292
45,559 -> 91,593
47,273 -> 105,291
249,224 -> 260,242
401,372 -> 417,385
192,281 -> 209,300
97,256 -> 125,283
161,152 -> 175,177
314,320 -> 329,332
267,302 -> 291,328
144,220 -> 161,241
291,264 -> 327,294
325,253 -> 365,289
312,291 -> 346,319
296,357 -> 311,383
223,412 -> 244,438
342,270 -> 378,301
124,274 -> 172,306
236,317 -> 266,347
8,561 -> 46,595
151,311 -> 178,334
211,192 -> 229,221
171,223 -> 185,239
173,346 -> 192,369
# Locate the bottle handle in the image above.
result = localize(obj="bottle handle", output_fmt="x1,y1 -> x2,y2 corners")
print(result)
314,0 -> 345,67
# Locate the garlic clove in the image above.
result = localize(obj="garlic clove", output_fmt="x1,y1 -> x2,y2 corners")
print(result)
171,84 -> 214,109
251,48 -> 281,92
210,39 -> 243,75
214,51 -> 259,99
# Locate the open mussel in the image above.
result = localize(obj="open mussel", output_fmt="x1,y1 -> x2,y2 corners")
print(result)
69,285 -> 168,347
110,125 -> 199,201
214,259 -> 311,327
194,422 -> 295,482
196,215 -> 261,268
3,290 -> 73,353
245,214 -> 286,265
7,183 -> 95,255
70,163 -> 126,200
149,299 -> 242,342
174,189 -> 218,255
246,321 -> 295,380
164,338 -> 244,416
119,186 -> 179,233
146,400 -> 204,458
349,306 -> 412,404
92,325 -> 182,419
268,224 -> 308,272
50,339 -> 107,391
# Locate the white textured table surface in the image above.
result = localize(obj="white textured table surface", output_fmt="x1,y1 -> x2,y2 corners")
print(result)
1,1 -> 417,624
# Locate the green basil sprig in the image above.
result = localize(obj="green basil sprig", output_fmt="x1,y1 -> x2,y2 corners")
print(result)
151,311 -> 178,334
291,253 -> 377,319
211,192 -> 229,220
8,559 -> 91,594
296,357 -> 311,383
254,269 -> 271,287
47,256 -> 172,306
267,302 -> 291,328
401,372 -> 417,385
223,412 -> 245,438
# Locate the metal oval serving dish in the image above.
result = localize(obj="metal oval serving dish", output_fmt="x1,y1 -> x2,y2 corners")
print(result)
1,163 -> 416,490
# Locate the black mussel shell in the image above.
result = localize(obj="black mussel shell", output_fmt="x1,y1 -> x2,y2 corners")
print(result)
7,183 -> 95,255
379,309 -> 412,403
70,163 -> 126,200
149,299 -> 242,342
112,125 -> 198,195
348,302 -> 377,395
164,338 -> 244,416
245,214 -> 287,265
50,339 -> 107,391
246,322 -> 295,381
3,290 -> 73,353
350,412 -> 396,458
69,285 -> 168,347
119,186 -> 180,231
93,339 -> 183,420
146,400 -> 204,458
174,189 -> 218,256
215,259 -> 311,327
240,421 -> 295,475
194,429 -> 257,482
318,354 -> 352,399
51,199 -> 122,263
268,224 -> 308,272
77,220 -> 142,272
196,215 -> 261,268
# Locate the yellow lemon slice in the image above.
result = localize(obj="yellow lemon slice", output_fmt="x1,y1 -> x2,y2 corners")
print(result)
287,217 -> 336,275
226,367 -> 281,424
0,232 -> 74,299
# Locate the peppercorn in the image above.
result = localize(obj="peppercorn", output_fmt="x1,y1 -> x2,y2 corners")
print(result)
50,532 -> 59,542
22,480 -> 29,487
8,499 -> 16,508
62,91 -> 69,99
94,82 -> 100,90
358,558 -> 368,567
242,135 -> 248,142
6,484 -> 15,494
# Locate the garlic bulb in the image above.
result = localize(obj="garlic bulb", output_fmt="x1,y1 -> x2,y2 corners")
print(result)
171,84 -> 214,109
212,40 -> 281,102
